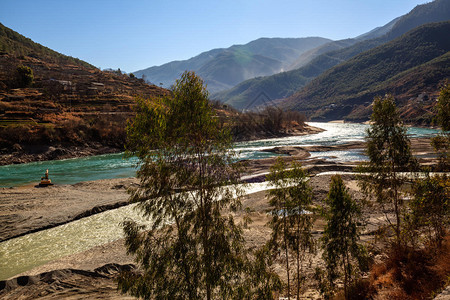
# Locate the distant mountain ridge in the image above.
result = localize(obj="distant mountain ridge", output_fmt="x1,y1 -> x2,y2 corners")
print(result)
284,21 -> 450,122
215,0 -> 450,111
133,37 -> 331,93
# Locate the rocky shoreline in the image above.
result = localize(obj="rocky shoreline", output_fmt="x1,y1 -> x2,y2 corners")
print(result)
0,144 -> 121,166
0,124 -> 324,166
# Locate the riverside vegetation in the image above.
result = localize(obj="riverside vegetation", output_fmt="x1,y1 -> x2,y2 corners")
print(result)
118,73 -> 449,299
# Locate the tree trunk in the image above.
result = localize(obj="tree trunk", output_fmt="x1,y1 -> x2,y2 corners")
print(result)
394,179 -> 401,248
296,221 -> 300,300
284,211 -> 290,300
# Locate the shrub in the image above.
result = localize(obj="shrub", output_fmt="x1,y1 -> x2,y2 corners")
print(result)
16,65 -> 34,87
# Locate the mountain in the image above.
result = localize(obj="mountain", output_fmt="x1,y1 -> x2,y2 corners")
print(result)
284,21 -> 450,122
133,37 -> 331,93
354,17 -> 401,41
0,23 -> 94,69
0,23 -> 167,164
215,0 -> 450,110
286,17 -> 402,72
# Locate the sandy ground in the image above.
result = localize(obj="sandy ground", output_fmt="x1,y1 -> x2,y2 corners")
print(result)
0,176 -> 341,299
0,137 -> 443,299
0,178 -> 139,242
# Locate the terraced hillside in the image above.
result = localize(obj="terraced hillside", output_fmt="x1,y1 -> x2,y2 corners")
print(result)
0,23 -> 167,164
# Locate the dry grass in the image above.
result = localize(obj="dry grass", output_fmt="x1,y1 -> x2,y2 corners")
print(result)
368,235 -> 450,299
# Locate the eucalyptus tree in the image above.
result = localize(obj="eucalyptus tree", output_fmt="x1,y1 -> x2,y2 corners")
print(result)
358,95 -> 417,246
267,158 -> 315,300
408,173 -> 449,249
432,83 -> 450,170
319,175 -> 367,300
118,71 -> 252,299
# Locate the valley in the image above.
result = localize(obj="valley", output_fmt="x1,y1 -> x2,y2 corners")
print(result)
0,0 -> 449,299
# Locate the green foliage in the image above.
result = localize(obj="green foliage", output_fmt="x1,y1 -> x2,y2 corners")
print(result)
120,71 -> 271,299
243,244 -> 283,299
318,175 -> 367,300
436,82 -> 450,131
16,65 -> 33,87
431,83 -> 450,170
358,95 -> 417,246
231,108 -> 306,141
267,158 -> 315,299
407,174 -> 449,249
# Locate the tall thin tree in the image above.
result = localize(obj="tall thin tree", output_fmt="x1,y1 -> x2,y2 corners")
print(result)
358,95 -> 417,246
119,71 -> 251,299
320,175 -> 367,300
267,158 -> 315,299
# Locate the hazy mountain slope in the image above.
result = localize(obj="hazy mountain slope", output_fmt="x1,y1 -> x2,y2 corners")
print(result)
215,0 -> 450,110
287,39 -> 357,71
355,17 -> 401,41
284,21 -> 450,121
232,37 -> 331,69
133,37 -> 331,92
134,48 -> 224,87
197,51 -> 282,91
288,17 -> 402,71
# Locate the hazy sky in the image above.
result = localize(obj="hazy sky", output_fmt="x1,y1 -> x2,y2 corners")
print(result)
1,0 -> 428,72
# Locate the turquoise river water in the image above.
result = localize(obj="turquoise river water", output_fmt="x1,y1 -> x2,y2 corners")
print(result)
0,122 -> 439,188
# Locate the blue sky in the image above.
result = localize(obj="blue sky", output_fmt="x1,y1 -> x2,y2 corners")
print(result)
1,0 -> 428,72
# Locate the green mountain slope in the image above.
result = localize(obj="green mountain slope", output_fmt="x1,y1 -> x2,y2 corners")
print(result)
284,21 -> 450,122
133,37 -> 331,93
215,0 -> 450,110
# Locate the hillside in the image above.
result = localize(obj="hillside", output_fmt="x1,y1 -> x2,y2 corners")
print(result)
284,21 -> 450,122
215,0 -> 450,110
0,24 -> 168,164
0,23 -> 93,69
133,37 -> 331,93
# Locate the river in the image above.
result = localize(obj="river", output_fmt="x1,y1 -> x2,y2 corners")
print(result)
0,122 -> 439,188
0,122 -> 439,280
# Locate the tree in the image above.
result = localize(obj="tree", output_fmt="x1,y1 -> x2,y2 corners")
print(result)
407,174 -> 449,249
319,175 -> 367,300
16,65 -> 33,87
245,244 -> 283,300
358,95 -> 417,246
267,158 -> 315,299
119,71 -> 252,299
431,83 -> 450,171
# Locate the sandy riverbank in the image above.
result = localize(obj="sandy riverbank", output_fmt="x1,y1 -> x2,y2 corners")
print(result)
0,174 -> 352,299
